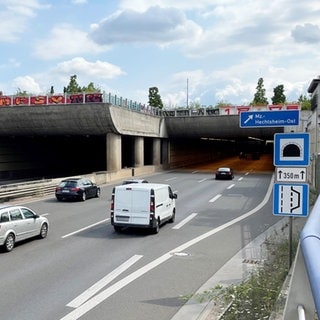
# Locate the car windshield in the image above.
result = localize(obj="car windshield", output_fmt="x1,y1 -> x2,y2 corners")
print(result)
60,181 -> 78,187
218,168 -> 230,172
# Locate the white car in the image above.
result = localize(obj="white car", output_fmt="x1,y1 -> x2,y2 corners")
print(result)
0,205 -> 49,252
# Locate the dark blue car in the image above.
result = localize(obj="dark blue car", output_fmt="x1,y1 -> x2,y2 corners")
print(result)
55,178 -> 100,201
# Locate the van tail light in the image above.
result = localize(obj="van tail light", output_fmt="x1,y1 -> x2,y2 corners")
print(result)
111,188 -> 115,218
150,195 -> 155,213
111,194 -> 114,211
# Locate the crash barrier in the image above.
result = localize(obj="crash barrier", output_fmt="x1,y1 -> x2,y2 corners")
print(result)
0,166 -> 160,202
300,196 -> 320,316
283,195 -> 320,319
0,179 -> 60,202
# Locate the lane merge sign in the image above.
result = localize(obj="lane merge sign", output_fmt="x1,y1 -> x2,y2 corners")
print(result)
273,183 -> 309,217
239,110 -> 299,128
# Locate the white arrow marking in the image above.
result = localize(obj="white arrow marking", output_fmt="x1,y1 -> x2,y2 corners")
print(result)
244,114 -> 254,124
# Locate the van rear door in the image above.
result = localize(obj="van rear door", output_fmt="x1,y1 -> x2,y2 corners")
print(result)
114,187 -> 151,226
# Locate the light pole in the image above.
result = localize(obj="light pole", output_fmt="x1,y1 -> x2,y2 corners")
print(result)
186,78 -> 189,108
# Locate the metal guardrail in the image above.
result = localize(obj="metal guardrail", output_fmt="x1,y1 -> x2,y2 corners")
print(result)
0,179 -> 58,202
284,195 -> 320,319
300,195 -> 320,317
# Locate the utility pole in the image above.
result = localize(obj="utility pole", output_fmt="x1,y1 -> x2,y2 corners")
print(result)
186,78 -> 189,108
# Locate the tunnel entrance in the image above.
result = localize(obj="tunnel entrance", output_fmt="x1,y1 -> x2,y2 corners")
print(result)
0,135 -> 106,181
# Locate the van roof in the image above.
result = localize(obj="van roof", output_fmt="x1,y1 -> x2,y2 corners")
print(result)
116,183 -> 170,191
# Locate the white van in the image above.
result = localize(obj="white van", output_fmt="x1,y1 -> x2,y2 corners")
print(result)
110,183 -> 177,233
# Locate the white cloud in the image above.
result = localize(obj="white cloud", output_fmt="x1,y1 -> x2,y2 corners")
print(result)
0,0 -> 50,42
12,75 -> 41,94
71,0 -> 87,4
291,23 -> 320,43
34,24 -> 108,60
90,6 -> 202,46
54,57 -> 125,79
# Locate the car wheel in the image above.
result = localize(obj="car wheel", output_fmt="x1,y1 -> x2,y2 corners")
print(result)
169,211 -> 175,223
39,223 -> 48,239
56,196 -> 62,201
152,218 -> 160,234
95,188 -> 101,198
81,191 -> 86,201
4,233 -> 15,252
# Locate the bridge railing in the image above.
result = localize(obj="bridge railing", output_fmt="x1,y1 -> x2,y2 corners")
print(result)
0,93 -> 300,117
283,195 -> 320,319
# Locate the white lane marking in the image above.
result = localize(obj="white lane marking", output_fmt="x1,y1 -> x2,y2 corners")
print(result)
60,253 -> 173,320
165,177 -> 177,181
238,177 -> 243,181
245,172 -> 250,175
209,194 -> 221,203
172,213 -> 198,230
67,255 -> 143,308
62,219 -> 109,239
227,184 -> 235,189
198,178 -> 207,183
60,176 -> 274,320
192,170 -> 199,174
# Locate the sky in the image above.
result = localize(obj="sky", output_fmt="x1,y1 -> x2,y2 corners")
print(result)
1,0 -> 320,108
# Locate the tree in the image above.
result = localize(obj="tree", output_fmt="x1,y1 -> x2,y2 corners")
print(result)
65,75 -> 82,93
148,87 -> 163,109
15,89 -> 28,96
215,101 -> 233,108
82,82 -> 101,93
252,78 -> 268,105
298,94 -> 311,110
271,85 -> 286,105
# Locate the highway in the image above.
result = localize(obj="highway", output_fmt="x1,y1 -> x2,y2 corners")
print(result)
0,161 -> 280,320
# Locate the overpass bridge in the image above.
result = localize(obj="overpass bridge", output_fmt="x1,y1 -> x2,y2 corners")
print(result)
0,94 -> 290,180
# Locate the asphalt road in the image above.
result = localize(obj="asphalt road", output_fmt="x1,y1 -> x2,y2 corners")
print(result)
0,156 -> 280,320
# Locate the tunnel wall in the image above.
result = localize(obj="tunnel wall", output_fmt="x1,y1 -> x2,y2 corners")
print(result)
167,138 -> 237,169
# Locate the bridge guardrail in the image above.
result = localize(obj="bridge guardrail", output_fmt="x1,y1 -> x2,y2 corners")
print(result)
284,195 -> 320,319
300,195 -> 320,316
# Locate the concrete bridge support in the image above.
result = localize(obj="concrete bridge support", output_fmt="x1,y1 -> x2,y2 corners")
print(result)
153,138 -> 161,166
107,133 -> 121,172
134,137 -> 144,167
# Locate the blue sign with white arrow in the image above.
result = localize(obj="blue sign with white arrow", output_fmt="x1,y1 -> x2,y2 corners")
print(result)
239,110 -> 299,128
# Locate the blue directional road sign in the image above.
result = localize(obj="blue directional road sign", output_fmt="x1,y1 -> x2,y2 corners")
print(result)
239,110 -> 299,128
274,132 -> 310,167
273,183 -> 309,217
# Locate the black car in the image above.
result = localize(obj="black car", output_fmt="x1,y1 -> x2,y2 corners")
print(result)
215,167 -> 234,180
55,178 -> 101,201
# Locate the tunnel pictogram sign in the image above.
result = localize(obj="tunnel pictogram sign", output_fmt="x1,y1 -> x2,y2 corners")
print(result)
273,133 -> 310,166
